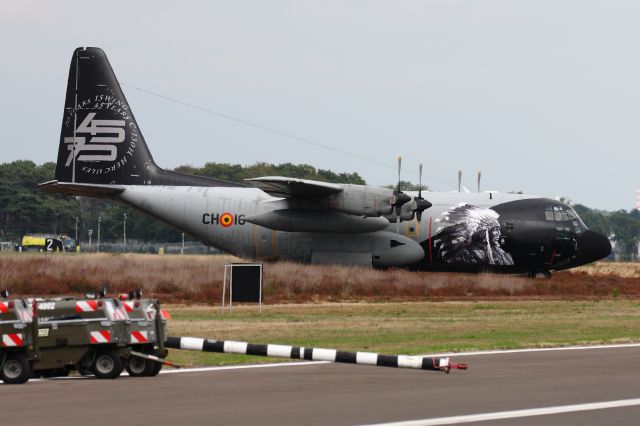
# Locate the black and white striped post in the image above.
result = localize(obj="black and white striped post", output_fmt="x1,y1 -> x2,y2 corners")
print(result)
165,336 -> 467,373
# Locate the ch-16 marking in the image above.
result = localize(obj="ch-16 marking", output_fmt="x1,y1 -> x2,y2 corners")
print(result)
202,213 -> 246,227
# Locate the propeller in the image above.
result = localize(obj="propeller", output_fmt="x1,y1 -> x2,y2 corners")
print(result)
458,170 -> 462,192
389,156 -> 411,233
410,163 -> 432,221
477,171 -> 482,193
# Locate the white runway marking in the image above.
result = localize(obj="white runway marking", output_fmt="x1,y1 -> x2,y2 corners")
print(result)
25,361 -> 328,382
423,343 -> 640,358
360,398 -> 640,426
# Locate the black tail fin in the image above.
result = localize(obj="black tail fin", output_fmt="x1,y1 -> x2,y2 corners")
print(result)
57,47 -> 160,184
56,47 -> 241,188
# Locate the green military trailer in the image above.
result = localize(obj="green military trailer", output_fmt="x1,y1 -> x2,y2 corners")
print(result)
0,291 -> 167,384
119,290 -> 169,377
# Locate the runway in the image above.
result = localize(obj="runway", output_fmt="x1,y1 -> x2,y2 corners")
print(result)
2,344 -> 639,425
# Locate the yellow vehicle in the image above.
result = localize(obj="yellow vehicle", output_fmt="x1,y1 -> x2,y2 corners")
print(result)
19,235 -> 76,252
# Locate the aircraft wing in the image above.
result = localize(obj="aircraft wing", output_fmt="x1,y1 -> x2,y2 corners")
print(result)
245,177 -> 343,198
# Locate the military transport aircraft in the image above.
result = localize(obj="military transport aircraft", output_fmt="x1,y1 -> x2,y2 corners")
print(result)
39,47 -> 611,276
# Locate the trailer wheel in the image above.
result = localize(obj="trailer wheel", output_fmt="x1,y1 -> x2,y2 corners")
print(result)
1,353 -> 31,384
145,360 -> 162,377
92,351 -> 123,379
126,356 -> 148,377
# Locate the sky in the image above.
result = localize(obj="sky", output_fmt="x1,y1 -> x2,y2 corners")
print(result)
1,0 -> 639,210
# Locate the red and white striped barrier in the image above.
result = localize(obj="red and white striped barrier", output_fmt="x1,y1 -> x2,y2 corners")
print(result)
130,331 -> 149,344
0,301 -> 8,314
76,300 -> 99,312
123,301 -> 136,313
2,334 -> 24,347
89,330 -> 111,344
165,336 -> 467,373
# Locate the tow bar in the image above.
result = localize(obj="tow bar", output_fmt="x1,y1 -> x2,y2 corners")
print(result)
165,336 -> 468,373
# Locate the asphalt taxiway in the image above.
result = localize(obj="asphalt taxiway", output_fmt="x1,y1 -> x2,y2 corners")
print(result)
1,344 -> 639,425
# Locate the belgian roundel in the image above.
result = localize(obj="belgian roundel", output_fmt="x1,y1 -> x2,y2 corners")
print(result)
219,212 -> 234,228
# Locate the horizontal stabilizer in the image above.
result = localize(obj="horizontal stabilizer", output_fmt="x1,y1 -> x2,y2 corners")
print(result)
246,177 -> 342,198
38,180 -> 125,197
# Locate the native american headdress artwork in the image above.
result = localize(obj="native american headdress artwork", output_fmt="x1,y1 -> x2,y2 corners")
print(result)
433,203 -> 514,266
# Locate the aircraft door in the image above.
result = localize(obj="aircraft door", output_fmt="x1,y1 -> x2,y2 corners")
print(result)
549,226 -> 578,268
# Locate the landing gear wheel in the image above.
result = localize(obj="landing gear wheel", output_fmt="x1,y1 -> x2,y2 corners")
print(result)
92,350 -> 123,379
1,353 -> 31,384
529,270 -> 552,279
126,356 -> 148,377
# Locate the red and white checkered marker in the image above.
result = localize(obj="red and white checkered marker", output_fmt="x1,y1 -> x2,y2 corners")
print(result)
76,300 -> 99,312
130,331 -> 149,344
0,302 -> 8,314
2,334 -> 24,347
89,330 -> 111,344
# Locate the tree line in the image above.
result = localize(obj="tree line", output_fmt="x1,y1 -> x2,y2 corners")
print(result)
0,160 -> 638,258
0,161 -> 364,244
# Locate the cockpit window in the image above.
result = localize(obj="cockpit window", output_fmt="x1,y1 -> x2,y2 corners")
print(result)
554,207 -> 564,221
545,206 -> 555,221
545,205 -> 587,235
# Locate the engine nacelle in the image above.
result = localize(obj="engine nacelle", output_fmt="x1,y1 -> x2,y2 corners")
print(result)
322,185 -> 394,217
244,209 -> 390,233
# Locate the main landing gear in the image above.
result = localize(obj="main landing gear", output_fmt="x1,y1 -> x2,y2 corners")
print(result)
528,270 -> 552,279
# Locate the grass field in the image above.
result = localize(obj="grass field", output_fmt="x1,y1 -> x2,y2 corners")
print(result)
1,253 -> 639,302
1,253 -> 639,367
164,300 -> 640,366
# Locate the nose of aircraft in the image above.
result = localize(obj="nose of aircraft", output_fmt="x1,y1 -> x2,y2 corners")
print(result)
575,230 -> 612,265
